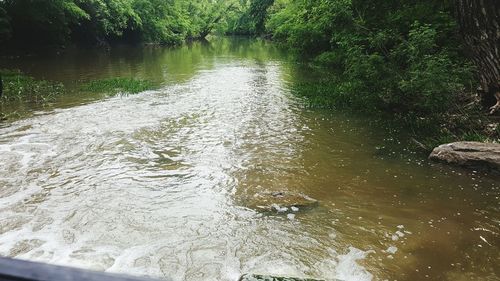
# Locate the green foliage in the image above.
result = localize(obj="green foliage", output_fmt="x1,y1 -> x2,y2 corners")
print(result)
253,0 -> 493,145
130,0 -> 187,44
1,0 -> 89,44
250,0 -> 475,119
0,110 -> 22,121
248,0 -> 274,34
0,70 -> 65,104
225,9 -> 256,35
74,0 -> 140,41
80,77 -> 152,95
0,0 -> 242,46
267,0 -> 352,53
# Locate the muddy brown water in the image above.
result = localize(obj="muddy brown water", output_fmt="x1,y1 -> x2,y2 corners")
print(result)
0,37 -> 499,281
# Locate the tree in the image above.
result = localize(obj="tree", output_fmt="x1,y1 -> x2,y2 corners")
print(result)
74,0 -> 140,45
0,0 -> 239,46
194,0 -> 238,39
1,0 -> 88,44
455,0 -> 500,114
249,0 -> 274,34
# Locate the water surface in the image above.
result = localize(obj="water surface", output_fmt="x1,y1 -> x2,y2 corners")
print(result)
0,38 -> 499,281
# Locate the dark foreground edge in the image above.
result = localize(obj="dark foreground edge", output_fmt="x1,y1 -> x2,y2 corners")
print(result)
239,274 -> 326,281
0,256 -> 330,281
0,256 -> 170,281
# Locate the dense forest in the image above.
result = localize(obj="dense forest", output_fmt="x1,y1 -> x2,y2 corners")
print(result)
0,0 -> 245,45
0,0 -> 499,143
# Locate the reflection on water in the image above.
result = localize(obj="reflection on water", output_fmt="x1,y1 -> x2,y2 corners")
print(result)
0,37 -> 499,281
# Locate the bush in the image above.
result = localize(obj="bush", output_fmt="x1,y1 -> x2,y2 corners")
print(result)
260,0 -> 475,118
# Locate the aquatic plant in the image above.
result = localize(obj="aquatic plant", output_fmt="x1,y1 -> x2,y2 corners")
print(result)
0,69 -> 64,104
80,77 -> 153,95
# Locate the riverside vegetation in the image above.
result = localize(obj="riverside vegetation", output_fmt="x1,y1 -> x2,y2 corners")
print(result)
0,37 -> 498,281
0,69 -> 154,120
0,0 -> 498,148
227,0 -> 499,147
0,3 -> 499,280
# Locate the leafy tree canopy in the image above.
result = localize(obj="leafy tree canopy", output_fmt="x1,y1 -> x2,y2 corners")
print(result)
0,0 -> 242,45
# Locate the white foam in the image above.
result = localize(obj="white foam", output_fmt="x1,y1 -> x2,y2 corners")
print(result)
386,246 -> 398,254
0,65 -> 377,281
334,247 -> 373,281
271,204 -> 288,213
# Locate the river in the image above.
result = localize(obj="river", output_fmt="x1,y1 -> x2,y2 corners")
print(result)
0,37 -> 498,281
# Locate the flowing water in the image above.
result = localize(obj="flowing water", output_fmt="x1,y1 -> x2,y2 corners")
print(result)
0,38 -> 499,281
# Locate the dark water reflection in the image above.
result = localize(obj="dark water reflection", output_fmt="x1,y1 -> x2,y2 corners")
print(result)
0,37 -> 498,281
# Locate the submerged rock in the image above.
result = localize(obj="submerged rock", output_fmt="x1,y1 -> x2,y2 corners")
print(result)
239,274 -> 326,281
429,141 -> 500,171
245,191 -> 318,213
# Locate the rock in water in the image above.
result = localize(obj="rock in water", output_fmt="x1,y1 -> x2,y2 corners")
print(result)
429,141 -> 500,171
239,274 -> 326,281
245,191 -> 318,213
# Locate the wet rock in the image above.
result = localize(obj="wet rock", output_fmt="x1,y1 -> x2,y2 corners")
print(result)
429,141 -> 500,171
239,274 -> 326,281
245,191 -> 318,213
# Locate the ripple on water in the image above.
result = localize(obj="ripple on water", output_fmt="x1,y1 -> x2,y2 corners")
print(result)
0,56 -> 499,281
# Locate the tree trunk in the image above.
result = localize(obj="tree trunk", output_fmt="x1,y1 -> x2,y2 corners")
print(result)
455,0 -> 500,113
